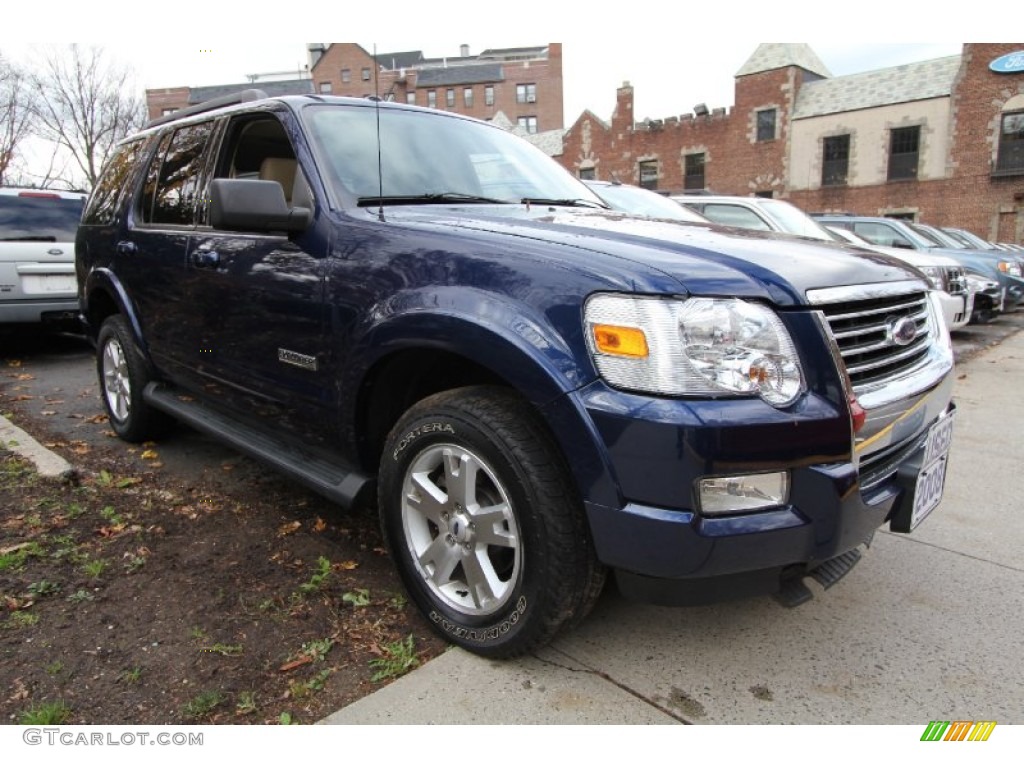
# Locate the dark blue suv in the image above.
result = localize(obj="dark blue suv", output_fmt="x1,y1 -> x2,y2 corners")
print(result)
76,91 -> 956,657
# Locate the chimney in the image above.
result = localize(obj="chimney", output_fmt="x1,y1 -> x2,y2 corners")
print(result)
306,43 -> 326,70
460,44 -> 470,58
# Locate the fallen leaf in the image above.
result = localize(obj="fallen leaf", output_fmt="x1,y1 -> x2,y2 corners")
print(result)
117,477 -> 142,488
83,414 -> 108,424
97,524 -> 127,537
149,462 -> 164,469
337,560 -> 359,571
5,359 -> 22,368
45,399 -> 65,405
140,450 -> 159,460
15,373 -> 33,381
40,410 -> 57,416
102,430 -> 118,438
277,521 -> 302,537
278,656 -> 313,672
11,395 -> 33,401
6,679 -> 30,703
313,517 -> 326,532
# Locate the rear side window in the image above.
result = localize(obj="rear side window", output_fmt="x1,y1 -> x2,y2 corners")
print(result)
0,193 -> 85,242
139,122 -> 215,226
83,140 -> 146,225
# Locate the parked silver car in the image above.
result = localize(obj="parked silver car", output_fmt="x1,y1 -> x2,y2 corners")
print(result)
0,187 -> 87,328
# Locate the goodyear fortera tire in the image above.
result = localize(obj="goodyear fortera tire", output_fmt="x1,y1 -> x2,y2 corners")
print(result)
378,386 -> 605,658
96,315 -> 172,443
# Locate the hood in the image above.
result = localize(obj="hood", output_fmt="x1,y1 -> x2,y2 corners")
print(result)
379,206 -> 927,307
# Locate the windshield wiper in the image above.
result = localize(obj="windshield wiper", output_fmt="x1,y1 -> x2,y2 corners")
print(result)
357,192 -> 507,206
520,197 -> 608,209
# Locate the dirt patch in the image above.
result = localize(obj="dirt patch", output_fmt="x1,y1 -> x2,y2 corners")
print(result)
0,341 -> 447,725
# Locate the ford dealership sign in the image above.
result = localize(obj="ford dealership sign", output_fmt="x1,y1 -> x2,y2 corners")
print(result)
990,51 -> 1024,74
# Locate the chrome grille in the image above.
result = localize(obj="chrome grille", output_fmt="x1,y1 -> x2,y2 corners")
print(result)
820,291 -> 933,389
944,266 -> 967,296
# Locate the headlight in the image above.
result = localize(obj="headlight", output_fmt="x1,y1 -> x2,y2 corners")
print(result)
998,261 -> 1023,277
915,266 -> 946,291
584,294 -> 804,407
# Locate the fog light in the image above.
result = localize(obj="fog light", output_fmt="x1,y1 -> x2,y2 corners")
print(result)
698,471 -> 789,515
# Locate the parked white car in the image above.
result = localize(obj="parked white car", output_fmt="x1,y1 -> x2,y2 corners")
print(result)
0,187 -> 87,329
825,226 -> 974,331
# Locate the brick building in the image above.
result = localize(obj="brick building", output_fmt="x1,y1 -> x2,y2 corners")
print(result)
305,43 -> 563,133
560,44 -> 1024,243
146,43 -> 564,135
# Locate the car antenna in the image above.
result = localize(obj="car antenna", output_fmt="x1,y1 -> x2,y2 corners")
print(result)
373,43 -> 386,223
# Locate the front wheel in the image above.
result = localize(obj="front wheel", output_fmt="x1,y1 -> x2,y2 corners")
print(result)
96,315 -> 172,442
378,386 -> 605,658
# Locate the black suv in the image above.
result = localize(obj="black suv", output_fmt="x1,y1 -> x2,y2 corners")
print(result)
76,91 -> 956,657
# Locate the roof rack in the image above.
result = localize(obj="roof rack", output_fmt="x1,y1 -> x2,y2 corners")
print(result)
143,89 -> 270,130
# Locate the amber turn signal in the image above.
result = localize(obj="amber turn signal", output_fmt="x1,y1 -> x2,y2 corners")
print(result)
592,324 -> 649,358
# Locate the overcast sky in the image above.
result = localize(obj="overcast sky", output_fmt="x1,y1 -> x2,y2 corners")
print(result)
5,1 -> 1001,123
2,1 -> 1010,185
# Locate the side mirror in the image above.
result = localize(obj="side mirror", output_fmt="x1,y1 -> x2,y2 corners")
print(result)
209,178 -> 311,233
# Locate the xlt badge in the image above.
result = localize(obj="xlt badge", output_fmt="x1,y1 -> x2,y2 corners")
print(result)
278,348 -> 318,371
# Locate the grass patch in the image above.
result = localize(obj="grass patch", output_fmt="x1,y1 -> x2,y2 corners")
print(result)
181,691 -> 224,720
369,634 -> 421,682
19,700 -> 71,725
0,541 -> 44,571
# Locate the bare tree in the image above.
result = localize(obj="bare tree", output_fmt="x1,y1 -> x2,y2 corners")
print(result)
0,52 -> 33,186
30,44 -> 145,189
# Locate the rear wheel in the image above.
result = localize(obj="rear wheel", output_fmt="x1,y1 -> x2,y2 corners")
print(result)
378,386 -> 605,658
96,316 -> 172,442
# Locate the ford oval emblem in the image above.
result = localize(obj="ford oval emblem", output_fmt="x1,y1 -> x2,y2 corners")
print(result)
989,51 -> 1024,74
47,248 -> 64,256
890,317 -> 918,346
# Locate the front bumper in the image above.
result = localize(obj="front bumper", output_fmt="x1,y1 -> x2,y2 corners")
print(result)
567,366 -> 954,605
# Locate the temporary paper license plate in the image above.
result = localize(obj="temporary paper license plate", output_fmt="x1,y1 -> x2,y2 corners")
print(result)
910,411 -> 955,529
22,274 -> 77,295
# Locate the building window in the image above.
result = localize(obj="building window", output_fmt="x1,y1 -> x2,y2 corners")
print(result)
684,153 -> 705,190
517,116 -> 538,134
756,109 -> 776,142
516,83 -> 537,104
341,69 -> 351,83
638,160 -> 658,190
361,67 -> 371,81
485,86 -> 494,106
446,89 -> 455,108
578,167 -> 596,180
888,126 -> 920,181
822,134 -> 850,186
463,87 -> 474,107
427,90 -> 436,108
318,82 -> 332,94
995,111 -> 1024,175
406,92 -> 416,105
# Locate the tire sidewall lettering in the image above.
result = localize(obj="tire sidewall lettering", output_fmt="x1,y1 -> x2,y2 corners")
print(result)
428,596 -> 529,643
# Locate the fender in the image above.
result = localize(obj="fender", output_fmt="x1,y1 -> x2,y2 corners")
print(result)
343,287 -> 623,507
82,266 -> 153,366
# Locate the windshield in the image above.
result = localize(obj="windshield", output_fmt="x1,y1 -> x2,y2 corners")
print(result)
759,200 -> 836,241
0,194 -> 84,241
588,183 -> 706,222
304,103 -> 605,207
907,222 -> 954,248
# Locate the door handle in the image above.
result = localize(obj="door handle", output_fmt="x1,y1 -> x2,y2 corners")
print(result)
190,249 -> 220,268
116,241 -> 137,256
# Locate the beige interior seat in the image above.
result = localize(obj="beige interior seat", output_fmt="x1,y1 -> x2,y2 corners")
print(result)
259,157 -> 298,205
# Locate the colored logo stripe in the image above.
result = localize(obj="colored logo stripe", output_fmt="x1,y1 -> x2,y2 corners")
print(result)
920,720 -> 996,741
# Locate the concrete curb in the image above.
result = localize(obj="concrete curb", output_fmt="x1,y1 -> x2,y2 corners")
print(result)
0,413 -> 74,480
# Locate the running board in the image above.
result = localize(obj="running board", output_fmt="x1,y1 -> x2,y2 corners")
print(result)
143,382 -> 374,510
774,546 -> 866,608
